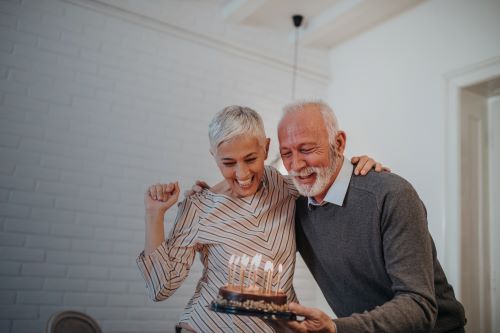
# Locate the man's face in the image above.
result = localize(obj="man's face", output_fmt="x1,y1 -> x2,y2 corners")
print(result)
278,106 -> 345,199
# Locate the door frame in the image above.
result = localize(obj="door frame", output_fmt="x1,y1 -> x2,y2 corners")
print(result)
444,57 -> 500,327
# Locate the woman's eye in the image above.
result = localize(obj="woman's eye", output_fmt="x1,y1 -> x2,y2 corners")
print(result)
223,162 -> 236,167
245,158 -> 257,163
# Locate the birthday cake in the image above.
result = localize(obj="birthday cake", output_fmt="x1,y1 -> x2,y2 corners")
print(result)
214,285 -> 288,312
211,254 -> 290,313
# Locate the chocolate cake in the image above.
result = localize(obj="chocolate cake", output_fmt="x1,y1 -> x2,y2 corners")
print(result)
214,285 -> 288,312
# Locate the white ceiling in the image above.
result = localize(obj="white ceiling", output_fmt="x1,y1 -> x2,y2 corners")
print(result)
88,0 -> 425,52
222,0 -> 425,49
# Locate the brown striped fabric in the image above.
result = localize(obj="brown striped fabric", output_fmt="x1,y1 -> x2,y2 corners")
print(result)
137,166 -> 298,332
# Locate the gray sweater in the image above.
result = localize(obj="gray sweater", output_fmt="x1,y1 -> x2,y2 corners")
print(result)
295,171 -> 466,333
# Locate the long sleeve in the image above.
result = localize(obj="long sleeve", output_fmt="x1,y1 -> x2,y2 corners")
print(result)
136,198 -> 201,302
333,185 -> 438,333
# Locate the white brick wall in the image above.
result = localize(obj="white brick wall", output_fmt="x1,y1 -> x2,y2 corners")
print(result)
0,0 -> 329,332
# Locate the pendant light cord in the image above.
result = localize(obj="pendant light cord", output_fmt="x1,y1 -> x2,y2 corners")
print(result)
291,15 -> 303,100
292,27 -> 299,100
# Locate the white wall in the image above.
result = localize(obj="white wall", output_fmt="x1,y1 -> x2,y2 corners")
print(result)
326,0 -> 500,290
0,1 -> 328,332
489,96 -> 500,332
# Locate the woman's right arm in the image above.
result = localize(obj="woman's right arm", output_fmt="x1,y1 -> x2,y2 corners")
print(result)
137,182 -> 199,301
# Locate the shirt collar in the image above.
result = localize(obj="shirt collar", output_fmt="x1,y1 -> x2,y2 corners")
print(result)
307,157 -> 353,207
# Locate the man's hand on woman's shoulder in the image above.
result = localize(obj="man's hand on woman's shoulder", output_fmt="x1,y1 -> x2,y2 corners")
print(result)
183,180 -> 210,197
184,180 -> 228,197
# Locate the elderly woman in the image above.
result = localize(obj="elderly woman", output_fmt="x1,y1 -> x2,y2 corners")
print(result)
136,106 -> 380,332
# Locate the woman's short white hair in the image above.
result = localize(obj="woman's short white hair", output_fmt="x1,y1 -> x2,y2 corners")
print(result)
281,99 -> 340,147
208,105 -> 267,152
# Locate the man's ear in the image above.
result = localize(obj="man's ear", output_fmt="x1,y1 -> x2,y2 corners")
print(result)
264,138 -> 271,159
336,131 -> 347,154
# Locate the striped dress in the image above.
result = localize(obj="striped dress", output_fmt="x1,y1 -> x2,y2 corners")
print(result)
136,166 -> 299,332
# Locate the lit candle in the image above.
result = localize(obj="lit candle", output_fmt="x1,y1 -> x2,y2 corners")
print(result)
240,255 -> 249,292
228,254 -> 235,286
249,254 -> 258,287
233,256 -> 240,289
253,254 -> 262,288
267,262 -> 274,294
263,261 -> 273,294
275,264 -> 283,295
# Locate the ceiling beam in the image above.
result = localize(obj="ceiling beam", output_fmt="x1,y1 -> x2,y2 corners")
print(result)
222,0 -> 271,23
296,0 -> 423,49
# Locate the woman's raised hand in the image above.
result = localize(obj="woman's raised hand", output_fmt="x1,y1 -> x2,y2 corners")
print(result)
144,182 -> 180,215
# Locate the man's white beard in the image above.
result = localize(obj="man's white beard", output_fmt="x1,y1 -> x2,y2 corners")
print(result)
289,149 -> 341,198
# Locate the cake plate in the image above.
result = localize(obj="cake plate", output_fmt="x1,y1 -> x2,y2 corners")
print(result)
210,301 -> 297,320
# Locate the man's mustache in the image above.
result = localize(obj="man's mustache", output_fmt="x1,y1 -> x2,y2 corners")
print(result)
289,167 -> 320,177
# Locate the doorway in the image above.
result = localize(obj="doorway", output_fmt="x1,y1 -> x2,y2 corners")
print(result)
460,77 -> 500,333
445,57 -> 500,333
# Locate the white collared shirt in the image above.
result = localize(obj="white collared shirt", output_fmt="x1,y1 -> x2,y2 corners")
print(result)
307,157 -> 353,207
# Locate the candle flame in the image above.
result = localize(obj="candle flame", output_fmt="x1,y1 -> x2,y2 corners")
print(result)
264,261 -> 272,272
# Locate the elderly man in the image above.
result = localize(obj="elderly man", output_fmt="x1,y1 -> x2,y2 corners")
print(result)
277,100 -> 466,333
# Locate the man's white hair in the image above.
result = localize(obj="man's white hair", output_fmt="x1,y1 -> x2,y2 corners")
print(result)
281,99 -> 340,147
208,105 -> 267,152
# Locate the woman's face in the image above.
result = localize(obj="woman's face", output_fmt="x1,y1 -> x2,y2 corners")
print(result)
214,135 -> 269,198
